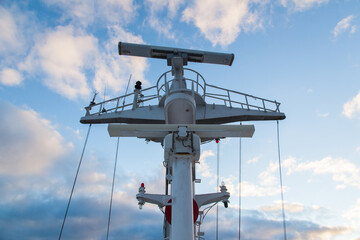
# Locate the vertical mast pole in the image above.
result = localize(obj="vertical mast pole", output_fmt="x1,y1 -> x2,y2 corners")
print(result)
165,55 -> 196,240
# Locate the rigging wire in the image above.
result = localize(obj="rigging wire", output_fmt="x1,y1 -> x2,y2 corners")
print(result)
216,139 -> 220,240
238,122 -> 242,240
106,137 -> 120,240
58,124 -> 92,240
122,74 -> 132,110
102,78 -> 108,112
277,120 -> 288,240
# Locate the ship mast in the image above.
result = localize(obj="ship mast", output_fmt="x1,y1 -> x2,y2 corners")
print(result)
80,42 -> 285,239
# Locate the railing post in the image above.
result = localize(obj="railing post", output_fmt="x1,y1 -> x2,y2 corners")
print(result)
132,89 -> 140,110
245,96 -> 249,110
115,98 -> 120,112
165,74 -> 169,95
275,101 -> 280,112
196,74 -> 199,93
191,81 -> 195,97
99,103 -> 103,115
203,84 -> 206,100
262,100 -> 266,112
227,90 -> 232,108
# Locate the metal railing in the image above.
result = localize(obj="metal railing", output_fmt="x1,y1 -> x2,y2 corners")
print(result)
156,68 -> 280,112
205,84 -> 280,112
83,68 -> 281,116
157,68 -> 207,100
84,85 -> 158,116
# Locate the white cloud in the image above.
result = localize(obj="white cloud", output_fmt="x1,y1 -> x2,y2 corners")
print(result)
22,25 -> 97,100
258,161 -> 278,186
247,155 -> 260,164
180,0 -> 331,46
43,0 -> 136,26
301,226 -> 351,240
332,15 -> 356,38
197,150 -> 215,178
0,6 -> 24,54
281,0 -> 328,12
235,159 -> 289,197
241,181 -> 282,197
38,26 -> 96,99
282,156 -> 297,175
350,25 -> 357,34
293,156 -> 360,189
92,26 -> 149,96
317,111 -> 329,118
0,101 -> 71,176
343,91 -> 360,119
0,6 -> 34,84
261,201 -> 305,213
343,198 -> 360,228
144,0 -> 185,39
17,23 -> 149,100
182,0 -> 262,47
282,156 -> 360,189
0,68 -> 23,86
220,175 -> 237,195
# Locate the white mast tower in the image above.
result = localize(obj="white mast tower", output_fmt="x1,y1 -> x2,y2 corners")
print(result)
80,42 -> 285,240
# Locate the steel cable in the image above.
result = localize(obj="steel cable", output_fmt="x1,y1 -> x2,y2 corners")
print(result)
277,121 -> 287,240
58,124 -> 92,240
106,137 -> 120,240
239,122 -> 242,240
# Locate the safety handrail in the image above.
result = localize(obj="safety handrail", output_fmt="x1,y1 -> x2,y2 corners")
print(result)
157,68 -> 207,100
84,85 -> 158,116
83,69 -> 281,117
205,84 -> 280,112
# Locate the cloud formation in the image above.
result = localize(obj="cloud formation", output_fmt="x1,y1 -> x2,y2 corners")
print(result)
0,6 -> 34,87
200,208 -> 349,240
0,68 -> 23,86
0,101 -> 71,175
1,3 -> 149,100
25,25 -> 97,99
332,15 -> 356,38
284,156 -> 360,189
0,6 -> 26,55
182,0 -> 262,47
343,198 -> 360,229
280,0 -> 329,12
92,26 -> 149,96
197,150 -> 215,178
343,91 -> 360,119
144,0 -> 185,39
43,0 -> 137,27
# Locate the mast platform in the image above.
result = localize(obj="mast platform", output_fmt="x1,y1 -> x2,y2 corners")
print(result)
80,68 -> 285,125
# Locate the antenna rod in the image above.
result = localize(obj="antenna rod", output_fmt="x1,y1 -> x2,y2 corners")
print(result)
122,74 -> 132,110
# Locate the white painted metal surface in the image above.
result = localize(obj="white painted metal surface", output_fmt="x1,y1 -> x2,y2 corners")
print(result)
171,155 -> 194,239
108,124 -> 255,139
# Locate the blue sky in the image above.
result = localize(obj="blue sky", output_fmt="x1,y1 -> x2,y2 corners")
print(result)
1,0 -> 360,239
